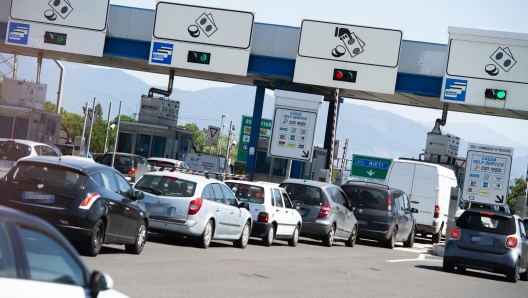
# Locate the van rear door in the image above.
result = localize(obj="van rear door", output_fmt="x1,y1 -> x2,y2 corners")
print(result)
387,162 -> 415,194
410,164 -> 437,226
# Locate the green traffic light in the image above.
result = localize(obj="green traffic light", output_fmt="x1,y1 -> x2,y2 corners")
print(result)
496,90 -> 506,99
199,54 -> 208,62
56,36 -> 65,44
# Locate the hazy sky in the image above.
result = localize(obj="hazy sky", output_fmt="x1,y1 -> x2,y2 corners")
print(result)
110,0 -> 528,145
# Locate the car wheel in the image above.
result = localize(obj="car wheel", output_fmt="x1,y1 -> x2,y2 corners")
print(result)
263,225 -> 274,247
507,259 -> 520,283
403,226 -> 415,248
432,225 -> 442,244
125,220 -> 147,255
420,232 -> 427,238
322,225 -> 335,247
443,259 -> 454,273
345,225 -> 357,247
457,266 -> 467,273
234,221 -> 250,249
385,227 -> 397,249
80,219 -> 104,257
288,226 -> 299,247
196,220 -> 213,249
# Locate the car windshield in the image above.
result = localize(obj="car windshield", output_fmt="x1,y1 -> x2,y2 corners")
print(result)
225,182 -> 265,204
0,141 -> 32,161
280,183 -> 324,204
10,164 -> 87,197
135,175 -> 197,197
458,210 -> 516,235
341,185 -> 388,210
115,156 -> 133,166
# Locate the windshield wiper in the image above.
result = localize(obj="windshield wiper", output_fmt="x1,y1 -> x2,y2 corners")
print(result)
138,186 -> 162,195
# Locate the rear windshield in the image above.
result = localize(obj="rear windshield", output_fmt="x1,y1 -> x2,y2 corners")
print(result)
280,183 -> 324,204
341,185 -> 388,210
458,210 -> 516,235
225,182 -> 265,204
0,141 -> 32,161
135,175 -> 197,197
10,164 -> 87,197
148,160 -> 175,168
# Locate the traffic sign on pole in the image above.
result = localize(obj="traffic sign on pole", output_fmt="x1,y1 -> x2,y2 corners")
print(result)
350,154 -> 392,180
236,116 -> 272,163
206,125 -> 220,146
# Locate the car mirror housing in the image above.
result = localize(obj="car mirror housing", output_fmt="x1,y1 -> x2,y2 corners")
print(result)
89,271 -> 113,297
239,202 -> 250,211
411,208 -> 419,213
134,191 -> 145,200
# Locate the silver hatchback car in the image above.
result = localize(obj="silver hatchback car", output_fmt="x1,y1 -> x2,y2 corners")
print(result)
444,208 -> 528,283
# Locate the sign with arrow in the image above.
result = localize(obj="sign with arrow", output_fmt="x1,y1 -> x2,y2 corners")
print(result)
462,143 -> 513,206
206,125 -> 221,146
350,155 -> 392,180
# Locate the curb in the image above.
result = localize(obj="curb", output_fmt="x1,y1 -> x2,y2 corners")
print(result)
432,243 -> 445,257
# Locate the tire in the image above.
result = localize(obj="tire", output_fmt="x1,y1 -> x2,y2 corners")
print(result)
80,219 -> 104,257
457,266 -> 467,273
345,225 -> 357,247
385,227 -> 397,249
403,226 -> 415,248
196,220 -> 213,249
263,225 -> 274,247
234,221 -> 250,249
125,220 -> 147,255
288,226 -> 299,247
420,232 -> 427,238
432,224 -> 442,244
322,225 -> 335,247
443,259 -> 454,273
507,259 -> 520,283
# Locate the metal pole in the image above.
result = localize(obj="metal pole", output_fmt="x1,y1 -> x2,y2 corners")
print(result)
217,115 -> 226,156
54,60 -> 64,114
81,102 -> 88,140
111,102 -> 122,168
340,139 -> 349,173
85,98 -> 96,155
328,89 -> 339,182
223,121 -> 234,173
103,102 -> 112,153
285,159 -> 292,179
36,53 -> 42,84
13,54 -> 18,79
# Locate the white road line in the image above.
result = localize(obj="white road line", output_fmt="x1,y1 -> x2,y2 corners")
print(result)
386,253 -> 442,263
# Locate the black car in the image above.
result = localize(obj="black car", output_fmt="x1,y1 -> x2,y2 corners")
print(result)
342,181 -> 418,249
97,152 -> 148,181
0,156 -> 148,256
0,205 -> 123,296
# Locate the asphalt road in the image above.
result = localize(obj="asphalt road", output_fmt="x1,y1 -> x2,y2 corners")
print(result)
83,234 -> 528,298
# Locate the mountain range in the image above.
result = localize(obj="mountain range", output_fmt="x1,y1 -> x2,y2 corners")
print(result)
2,54 -> 527,179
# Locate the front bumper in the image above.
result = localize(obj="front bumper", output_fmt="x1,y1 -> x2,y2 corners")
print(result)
444,240 -> 519,273
251,222 -> 272,238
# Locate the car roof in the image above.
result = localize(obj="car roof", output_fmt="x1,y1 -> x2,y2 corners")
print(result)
17,156 -> 112,173
465,208 -> 516,219
392,159 -> 456,178
103,152 -> 144,158
280,178 -> 334,188
0,138 -> 53,147
343,180 -> 391,189
147,157 -> 183,163
143,171 -> 217,183
225,180 -> 283,189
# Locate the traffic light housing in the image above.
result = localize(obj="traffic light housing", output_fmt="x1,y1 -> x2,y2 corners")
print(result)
44,31 -> 67,46
484,88 -> 507,100
333,69 -> 357,83
187,51 -> 211,65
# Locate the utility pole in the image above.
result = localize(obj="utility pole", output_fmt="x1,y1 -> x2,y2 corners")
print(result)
111,102 -> 122,168
103,102 -> 112,153
85,97 -> 96,156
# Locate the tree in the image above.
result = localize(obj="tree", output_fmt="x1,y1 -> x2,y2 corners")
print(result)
0,80 -> 3,96
95,103 -> 103,119
507,176 -> 526,213
44,101 -> 56,113
112,114 -> 137,123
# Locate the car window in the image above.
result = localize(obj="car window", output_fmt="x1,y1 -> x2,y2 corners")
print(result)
39,146 -> 58,157
330,187 -> 344,205
221,184 -> 237,206
281,183 -> 324,204
396,193 -> 404,211
0,221 -> 17,278
340,190 -> 350,208
201,185 -> 213,201
115,156 -> 133,167
402,193 -> 411,211
0,141 -> 32,161
99,154 -> 112,164
19,226 -> 85,287
519,220 -> 526,237
341,185 -> 388,211
273,189 -> 284,207
458,211 -> 516,235
211,184 -> 226,204
282,191 -> 293,208
135,175 -> 197,197
225,182 -> 265,204
95,171 -> 119,192
115,173 -> 132,196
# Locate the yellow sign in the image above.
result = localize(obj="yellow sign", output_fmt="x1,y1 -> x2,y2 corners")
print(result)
479,189 -> 490,197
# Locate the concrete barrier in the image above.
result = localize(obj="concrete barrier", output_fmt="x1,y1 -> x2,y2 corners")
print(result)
432,243 -> 445,257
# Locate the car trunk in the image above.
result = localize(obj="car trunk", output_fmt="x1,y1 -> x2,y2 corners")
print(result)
225,182 -> 266,221
280,183 -> 325,224
342,185 -> 389,231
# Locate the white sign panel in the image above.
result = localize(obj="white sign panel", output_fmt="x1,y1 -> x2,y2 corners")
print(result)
269,108 -> 317,161
462,143 -> 513,206
206,125 -> 220,146
293,19 -> 403,94
441,27 -> 528,112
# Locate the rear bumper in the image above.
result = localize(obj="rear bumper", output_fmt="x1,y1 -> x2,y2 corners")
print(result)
416,223 -> 441,234
149,218 -> 203,237
300,220 -> 332,239
56,225 -> 93,242
251,222 -> 272,238
444,240 -> 518,273
358,228 -> 391,241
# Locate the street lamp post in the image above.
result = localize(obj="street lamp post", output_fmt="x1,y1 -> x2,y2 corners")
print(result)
217,114 -> 227,156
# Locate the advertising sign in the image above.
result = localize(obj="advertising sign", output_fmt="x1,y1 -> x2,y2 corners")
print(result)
236,116 -> 272,163
462,143 -> 513,206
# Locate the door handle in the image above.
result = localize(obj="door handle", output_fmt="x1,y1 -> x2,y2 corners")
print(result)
126,207 -> 130,211
411,201 -> 419,204
336,206 -> 340,210
286,211 -> 289,213
231,211 -> 234,214
109,202 -> 115,205
276,209 -> 279,212
216,208 -> 220,212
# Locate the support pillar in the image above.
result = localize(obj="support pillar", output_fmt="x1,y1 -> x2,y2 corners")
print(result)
245,86 -> 265,181
323,92 -> 340,177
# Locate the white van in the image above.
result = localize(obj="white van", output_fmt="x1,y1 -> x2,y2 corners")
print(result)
182,153 -> 233,174
386,159 -> 457,243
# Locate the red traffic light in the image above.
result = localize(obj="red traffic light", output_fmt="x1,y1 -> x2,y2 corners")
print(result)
484,89 -> 494,99
335,71 -> 343,80
333,69 -> 357,83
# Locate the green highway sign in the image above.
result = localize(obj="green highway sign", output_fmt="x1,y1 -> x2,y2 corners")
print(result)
236,116 -> 272,163
350,154 -> 392,180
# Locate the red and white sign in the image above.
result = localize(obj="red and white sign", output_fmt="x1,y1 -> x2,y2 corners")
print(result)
455,157 -> 466,168
206,125 -> 220,145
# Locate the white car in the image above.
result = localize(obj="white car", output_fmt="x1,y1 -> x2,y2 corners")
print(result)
225,180 -> 302,247
0,139 -> 58,178
147,157 -> 189,172
133,172 -> 253,249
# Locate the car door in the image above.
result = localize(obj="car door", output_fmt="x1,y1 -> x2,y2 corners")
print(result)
328,187 -> 347,238
281,190 -> 298,235
220,184 -> 245,237
114,172 -> 142,242
272,188 -> 288,236
393,192 -> 408,240
210,183 -> 230,237
339,189 -> 355,236
91,170 -> 125,242
401,193 -> 414,236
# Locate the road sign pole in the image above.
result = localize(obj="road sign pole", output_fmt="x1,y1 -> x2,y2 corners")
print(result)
103,102 -> 112,153
340,139 -> 349,173
327,89 -> 339,182
245,86 -> 265,181
111,101 -> 122,168
86,97 -> 96,156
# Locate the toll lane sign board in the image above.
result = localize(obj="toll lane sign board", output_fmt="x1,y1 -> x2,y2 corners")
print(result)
350,155 -> 392,180
462,143 -> 513,206
236,116 -> 272,163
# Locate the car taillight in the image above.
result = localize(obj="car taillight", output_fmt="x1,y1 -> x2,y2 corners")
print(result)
387,193 -> 392,212
318,202 -> 331,218
434,205 -> 440,218
258,212 -> 269,223
188,198 -> 203,215
128,168 -> 136,175
506,236 -> 518,248
79,193 -> 100,210
450,227 -> 461,239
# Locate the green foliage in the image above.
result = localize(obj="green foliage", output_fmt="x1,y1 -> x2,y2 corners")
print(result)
0,80 -> 3,96
61,111 -> 83,143
112,114 -> 137,123
507,176 -> 526,213
44,101 -> 56,113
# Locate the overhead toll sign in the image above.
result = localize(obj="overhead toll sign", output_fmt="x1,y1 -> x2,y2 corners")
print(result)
236,116 -> 272,163
6,0 -> 110,56
441,27 -> 528,111
350,155 -> 392,180
293,19 -> 403,95
150,2 -> 255,76
462,143 -> 513,206
268,91 -> 323,162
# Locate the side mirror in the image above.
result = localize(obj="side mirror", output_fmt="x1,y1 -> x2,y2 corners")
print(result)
134,191 -> 145,200
351,206 -> 357,211
239,202 -> 250,211
411,208 -> 418,213
89,271 -> 113,297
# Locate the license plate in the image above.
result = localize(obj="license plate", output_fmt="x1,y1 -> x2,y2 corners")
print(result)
357,220 -> 368,225
147,203 -> 172,216
21,191 -> 55,204
470,236 -> 494,246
